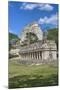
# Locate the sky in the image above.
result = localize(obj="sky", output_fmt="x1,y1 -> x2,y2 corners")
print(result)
8,1 -> 58,36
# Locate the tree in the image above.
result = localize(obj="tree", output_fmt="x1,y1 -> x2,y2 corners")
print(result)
26,32 -> 38,44
47,28 -> 58,50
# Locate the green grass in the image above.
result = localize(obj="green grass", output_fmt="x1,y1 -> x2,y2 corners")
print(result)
8,60 -> 58,88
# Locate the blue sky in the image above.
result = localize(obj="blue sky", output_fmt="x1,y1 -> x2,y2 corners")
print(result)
8,1 -> 58,36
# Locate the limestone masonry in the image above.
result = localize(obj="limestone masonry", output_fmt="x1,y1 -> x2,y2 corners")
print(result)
10,22 -> 57,64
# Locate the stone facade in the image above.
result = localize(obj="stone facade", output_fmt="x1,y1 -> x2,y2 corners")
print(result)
20,22 -> 43,43
10,22 -> 57,64
19,40 -> 57,63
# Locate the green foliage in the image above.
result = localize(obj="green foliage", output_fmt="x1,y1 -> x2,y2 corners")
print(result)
47,28 -> 58,40
26,32 -> 38,44
9,32 -> 19,41
47,28 -> 58,50
9,32 -> 20,50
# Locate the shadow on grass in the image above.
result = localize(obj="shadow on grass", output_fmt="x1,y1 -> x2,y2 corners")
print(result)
9,74 -> 58,89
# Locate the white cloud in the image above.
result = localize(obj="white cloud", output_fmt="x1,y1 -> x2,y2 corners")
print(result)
22,4 -> 37,10
9,28 -> 17,35
20,3 -> 37,10
38,13 -> 58,27
20,3 -> 53,11
9,29 -> 14,33
38,4 -> 53,11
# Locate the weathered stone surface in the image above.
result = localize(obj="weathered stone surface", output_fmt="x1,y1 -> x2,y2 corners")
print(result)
9,22 -> 58,64
20,22 -> 43,42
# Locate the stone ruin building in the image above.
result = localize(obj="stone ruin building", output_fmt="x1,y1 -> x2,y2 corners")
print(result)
9,22 -> 57,64
18,22 -> 57,64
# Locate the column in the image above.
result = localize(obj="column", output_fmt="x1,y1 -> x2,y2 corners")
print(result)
39,52 -> 41,60
32,52 -> 33,59
28,53 -> 30,60
31,52 -> 32,59
24,53 -> 26,60
19,53 -> 21,60
33,52 -> 34,59
34,52 -> 35,59
37,52 -> 39,60
22,54 -> 23,60
27,53 -> 29,60
25,53 -> 26,59
29,53 -> 31,59
36,52 -> 38,60
21,54 -> 22,60
25,54 -> 27,59
27,53 -> 28,60
28,52 -> 30,60
35,52 -> 37,59
23,53 -> 26,60
22,53 -> 23,59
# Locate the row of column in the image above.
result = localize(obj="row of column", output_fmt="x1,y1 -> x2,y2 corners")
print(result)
20,51 -> 42,60
19,50 -> 57,60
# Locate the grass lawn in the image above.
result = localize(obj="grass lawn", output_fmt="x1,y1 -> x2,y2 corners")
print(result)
8,60 -> 58,88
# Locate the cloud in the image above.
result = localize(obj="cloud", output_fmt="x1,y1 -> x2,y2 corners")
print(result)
20,3 -> 37,10
38,13 -> 58,27
20,3 -> 53,11
20,3 -> 38,10
38,4 -> 53,11
9,29 -> 14,33
9,28 -> 17,35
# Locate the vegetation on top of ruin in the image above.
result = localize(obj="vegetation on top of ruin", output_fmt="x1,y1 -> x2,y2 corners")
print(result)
9,28 -> 58,49
26,32 -> 38,44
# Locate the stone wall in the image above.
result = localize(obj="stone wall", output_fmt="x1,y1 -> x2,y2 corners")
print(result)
19,40 -> 57,61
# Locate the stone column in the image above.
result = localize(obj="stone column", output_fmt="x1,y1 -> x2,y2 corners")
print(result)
36,52 -> 38,60
35,52 -> 36,59
34,52 -> 36,60
22,54 -> 23,60
32,52 -> 33,59
31,53 -> 32,59
28,53 -> 30,60
37,52 -> 39,60
38,52 -> 39,60
25,53 -> 26,59
35,52 -> 37,59
29,53 -> 31,59
23,54 -> 24,60
21,54 -> 23,60
33,53 -> 34,59
25,53 -> 27,60
19,53 -> 22,60
27,53 -> 29,60
24,53 -> 26,60
38,52 -> 40,59
42,51 -> 43,61
28,53 -> 29,60
27,53 -> 28,60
